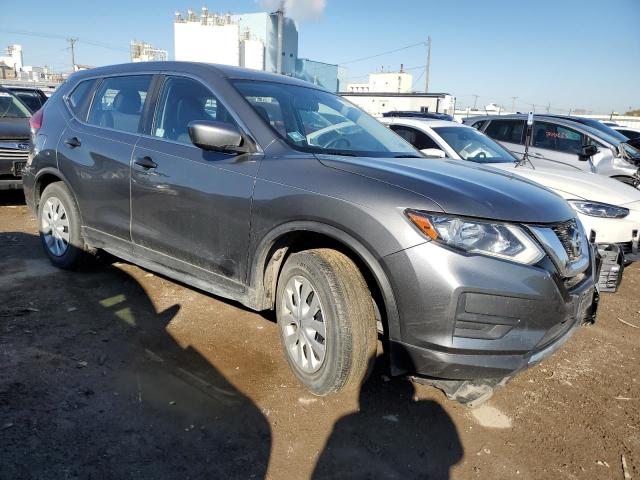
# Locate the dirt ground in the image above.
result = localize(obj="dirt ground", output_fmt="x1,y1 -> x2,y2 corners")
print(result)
1,189 -> 639,480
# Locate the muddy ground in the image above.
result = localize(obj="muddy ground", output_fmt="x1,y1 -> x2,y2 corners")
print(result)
1,189 -> 639,480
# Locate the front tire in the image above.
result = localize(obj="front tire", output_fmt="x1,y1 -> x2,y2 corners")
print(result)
276,249 -> 377,395
38,182 -> 91,269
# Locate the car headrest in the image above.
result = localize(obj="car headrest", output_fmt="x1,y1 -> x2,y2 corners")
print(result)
176,97 -> 205,124
113,89 -> 141,114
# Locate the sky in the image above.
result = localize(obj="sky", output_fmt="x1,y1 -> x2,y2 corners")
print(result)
1,0 -> 639,114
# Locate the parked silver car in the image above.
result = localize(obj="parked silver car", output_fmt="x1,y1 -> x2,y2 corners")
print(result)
464,114 -> 640,187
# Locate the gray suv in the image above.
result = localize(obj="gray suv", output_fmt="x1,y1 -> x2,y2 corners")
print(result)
465,114 -> 640,186
22,62 -> 598,403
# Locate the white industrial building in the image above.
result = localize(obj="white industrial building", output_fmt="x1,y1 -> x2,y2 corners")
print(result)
342,67 -> 455,117
0,44 -> 23,72
347,70 -> 414,94
130,41 -> 168,63
173,7 -> 298,75
342,92 -> 456,118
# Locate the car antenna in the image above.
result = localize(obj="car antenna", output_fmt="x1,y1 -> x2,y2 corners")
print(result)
516,111 -> 535,169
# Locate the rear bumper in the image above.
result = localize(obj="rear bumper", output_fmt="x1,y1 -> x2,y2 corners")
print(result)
383,241 -> 598,380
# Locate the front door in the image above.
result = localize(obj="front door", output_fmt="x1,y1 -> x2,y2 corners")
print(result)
130,75 -> 259,283
527,121 -> 591,172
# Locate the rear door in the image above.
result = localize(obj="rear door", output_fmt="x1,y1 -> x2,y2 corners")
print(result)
59,75 -> 153,250
528,121 -> 590,172
483,119 -> 526,157
130,75 -> 259,283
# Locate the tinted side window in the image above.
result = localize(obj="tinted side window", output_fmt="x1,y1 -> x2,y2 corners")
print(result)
14,91 -> 42,112
390,125 -> 440,150
484,120 -> 525,144
68,79 -> 97,120
618,129 -> 640,140
532,122 -> 584,154
88,76 -> 151,134
153,76 -> 236,144
469,120 -> 486,130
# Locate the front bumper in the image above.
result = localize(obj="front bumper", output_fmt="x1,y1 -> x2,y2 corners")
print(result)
383,241 -> 598,380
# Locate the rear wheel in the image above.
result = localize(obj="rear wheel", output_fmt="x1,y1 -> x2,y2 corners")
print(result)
38,182 -> 91,269
276,248 -> 377,395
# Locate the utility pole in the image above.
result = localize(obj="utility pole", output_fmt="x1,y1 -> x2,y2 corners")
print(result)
511,96 -> 518,113
472,94 -> 479,109
546,102 -> 551,114
67,37 -> 78,71
275,1 -> 284,74
424,36 -> 432,93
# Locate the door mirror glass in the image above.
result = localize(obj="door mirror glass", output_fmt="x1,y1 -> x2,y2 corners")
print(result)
421,148 -> 446,158
188,120 -> 244,152
579,144 -> 598,160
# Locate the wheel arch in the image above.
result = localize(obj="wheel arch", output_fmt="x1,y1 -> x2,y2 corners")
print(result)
33,168 -> 84,222
249,221 -> 401,342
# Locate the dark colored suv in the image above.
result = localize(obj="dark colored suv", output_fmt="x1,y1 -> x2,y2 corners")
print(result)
23,62 -> 598,404
0,87 -> 31,190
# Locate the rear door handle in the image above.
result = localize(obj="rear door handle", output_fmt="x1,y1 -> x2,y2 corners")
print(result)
64,137 -> 81,148
134,155 -> 157,169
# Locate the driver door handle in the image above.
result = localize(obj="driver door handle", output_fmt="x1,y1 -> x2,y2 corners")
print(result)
64,137 -> 81,148
134,155 -> 157,169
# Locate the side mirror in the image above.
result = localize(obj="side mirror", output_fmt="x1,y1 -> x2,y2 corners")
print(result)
188,120 -> 246,153
421,148 -> 446,158
579,144 -> 598,160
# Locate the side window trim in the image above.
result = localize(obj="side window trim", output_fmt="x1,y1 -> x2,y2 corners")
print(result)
140,73 -> 261,152
63,78 -> 100,123
140,74 -> 164,136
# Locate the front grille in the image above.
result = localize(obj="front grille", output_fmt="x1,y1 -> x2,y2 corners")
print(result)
551,219 -> 582,263
0,147 -> 29,162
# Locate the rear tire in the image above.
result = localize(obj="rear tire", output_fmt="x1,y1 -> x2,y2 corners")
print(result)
276,248 -> 377,395
38,182 -> 91,269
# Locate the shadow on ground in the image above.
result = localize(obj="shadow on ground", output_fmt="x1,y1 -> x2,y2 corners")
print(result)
0,189 -> 25,206
0,232 -> 271,479
0,230 -> 463,479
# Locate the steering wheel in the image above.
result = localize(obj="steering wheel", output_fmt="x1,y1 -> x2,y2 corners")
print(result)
475,152 -> 486,159
325,137 -> 352,150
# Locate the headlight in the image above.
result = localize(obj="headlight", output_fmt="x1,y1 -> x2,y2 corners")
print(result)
568,200 -> 629,218
405,210 -> 545,265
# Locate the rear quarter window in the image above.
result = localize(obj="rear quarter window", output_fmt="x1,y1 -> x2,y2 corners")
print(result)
67,79 -> 98,121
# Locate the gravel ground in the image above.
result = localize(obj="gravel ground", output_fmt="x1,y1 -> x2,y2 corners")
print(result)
1,190 -> 639,479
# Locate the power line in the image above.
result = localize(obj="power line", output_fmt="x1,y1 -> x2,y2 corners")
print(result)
337,41 -> 426,65
0,28 -> 129,53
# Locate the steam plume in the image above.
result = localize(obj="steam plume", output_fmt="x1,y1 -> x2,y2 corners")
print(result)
258,0 -> 326,22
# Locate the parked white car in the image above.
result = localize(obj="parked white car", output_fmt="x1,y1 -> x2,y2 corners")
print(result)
381,117 -> 640,270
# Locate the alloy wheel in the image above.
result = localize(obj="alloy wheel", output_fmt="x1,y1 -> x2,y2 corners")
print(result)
281,275 -> 327,373
41,196 -> 70,257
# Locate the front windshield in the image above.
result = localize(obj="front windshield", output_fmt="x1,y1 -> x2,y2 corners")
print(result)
0,91 -> 31,119
433,126 -> 516,164
232,80 -> 420,157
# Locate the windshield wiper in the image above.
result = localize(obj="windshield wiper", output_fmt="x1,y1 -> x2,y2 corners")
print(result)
393,154 -> 422,158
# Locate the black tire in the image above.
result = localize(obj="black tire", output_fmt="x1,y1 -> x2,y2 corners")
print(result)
275,248 -> 377,395
38,182 -> 91,269
611,175 -> 639,188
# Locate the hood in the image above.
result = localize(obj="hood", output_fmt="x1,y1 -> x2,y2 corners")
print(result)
0,118 -> 30,140
317,155 -> 575,224
489,162 -> 640,206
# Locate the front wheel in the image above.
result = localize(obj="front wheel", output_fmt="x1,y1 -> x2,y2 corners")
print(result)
276,249 -> 377,395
